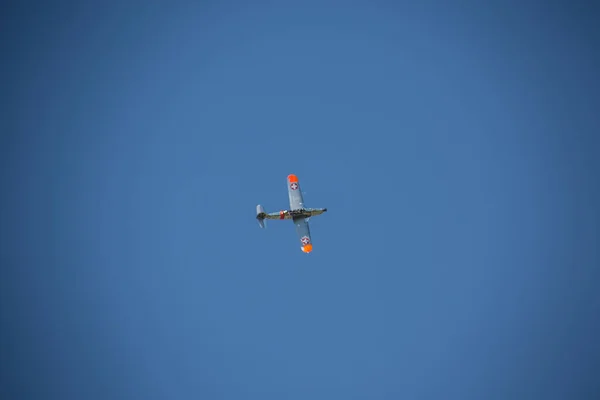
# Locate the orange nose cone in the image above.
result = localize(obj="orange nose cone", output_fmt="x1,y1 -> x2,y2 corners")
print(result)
301,243 -> 313,253
287,174 -> 299,183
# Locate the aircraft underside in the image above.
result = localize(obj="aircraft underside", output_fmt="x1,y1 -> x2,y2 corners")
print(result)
258,208 -> 327,221
256,174 -> 327,253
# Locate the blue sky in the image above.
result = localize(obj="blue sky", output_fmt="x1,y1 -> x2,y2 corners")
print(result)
1,1 -> 599,399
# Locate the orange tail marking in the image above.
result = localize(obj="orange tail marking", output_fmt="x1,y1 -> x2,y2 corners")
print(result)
287,174 -> 299,183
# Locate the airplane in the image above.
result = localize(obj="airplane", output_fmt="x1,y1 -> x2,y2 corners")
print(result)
256,174 -> 327,253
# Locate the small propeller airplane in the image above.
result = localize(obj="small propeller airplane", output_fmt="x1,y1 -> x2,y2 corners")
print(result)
256,174 -> 327,253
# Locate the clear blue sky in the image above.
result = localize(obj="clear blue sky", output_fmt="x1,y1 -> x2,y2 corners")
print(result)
2,1 -> 599,399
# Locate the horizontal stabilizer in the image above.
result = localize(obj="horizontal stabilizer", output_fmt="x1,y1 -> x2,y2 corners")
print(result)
256,204 -> 266,228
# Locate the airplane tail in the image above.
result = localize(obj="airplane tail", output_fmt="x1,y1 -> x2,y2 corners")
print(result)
256,204 -> 266,228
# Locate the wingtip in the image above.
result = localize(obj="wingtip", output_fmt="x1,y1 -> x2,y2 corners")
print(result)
287,174 -> 299,183
301,243 -> 313,253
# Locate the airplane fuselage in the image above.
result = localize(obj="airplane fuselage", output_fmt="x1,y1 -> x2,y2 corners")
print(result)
258,207 -> 327,221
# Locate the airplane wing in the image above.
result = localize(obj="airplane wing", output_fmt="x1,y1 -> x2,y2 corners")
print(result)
294,217 -> 313,253
287,174 -> 305,210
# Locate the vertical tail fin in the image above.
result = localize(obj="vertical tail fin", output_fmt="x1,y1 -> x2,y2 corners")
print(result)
256,205 -> 266,228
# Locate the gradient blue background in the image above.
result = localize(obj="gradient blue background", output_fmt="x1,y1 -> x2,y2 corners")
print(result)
1,1 -> 599,399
